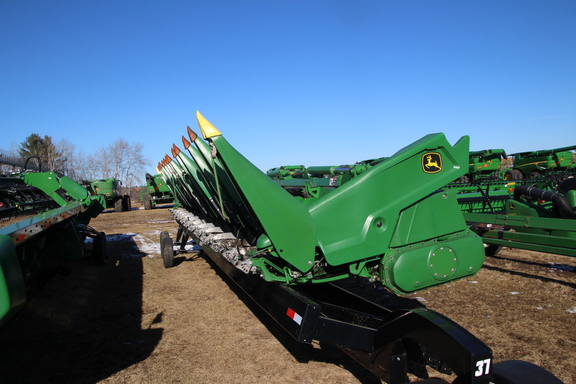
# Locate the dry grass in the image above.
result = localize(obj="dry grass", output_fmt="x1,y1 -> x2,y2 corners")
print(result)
0,206 -> 574,383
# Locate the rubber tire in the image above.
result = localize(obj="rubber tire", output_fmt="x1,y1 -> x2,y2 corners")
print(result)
485,244 -> 502,256
529,170 -> 542,179
143,194 -> 152,210
114,198 -> 123,212
161,234 -> 174,268
491,360 -> 564,384
122,195 -> 131,211
504,169 -> 523,181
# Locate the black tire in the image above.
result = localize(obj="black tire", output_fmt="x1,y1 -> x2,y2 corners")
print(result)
504,169 -> 523,181
491,360 -> 564,384
528,170 -> 542,179
161,235 -> 174,268
122,195 -> 131,211
459,175 -> 470,183
114,198 -> 123,212
485,244 -> 502,256
143,194 -> 152,210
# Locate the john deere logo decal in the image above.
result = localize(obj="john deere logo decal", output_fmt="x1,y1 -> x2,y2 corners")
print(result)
422,152 -> 442,173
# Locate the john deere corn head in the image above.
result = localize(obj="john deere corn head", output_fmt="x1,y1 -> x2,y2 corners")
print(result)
156,112 -> 563,384
0,170 -> 106,327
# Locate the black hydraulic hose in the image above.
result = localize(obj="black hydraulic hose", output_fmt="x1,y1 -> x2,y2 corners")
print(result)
24,156 -> 42,172
514,185 -> 576,219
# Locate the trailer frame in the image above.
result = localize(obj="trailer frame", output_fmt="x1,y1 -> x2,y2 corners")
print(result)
167,208 -> 495,384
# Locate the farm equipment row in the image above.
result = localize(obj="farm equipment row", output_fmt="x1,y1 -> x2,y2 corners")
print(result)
156,111 -> 564,383
457,145 -> 576,184
0,169 -> 106,327
445,145 -> 576,258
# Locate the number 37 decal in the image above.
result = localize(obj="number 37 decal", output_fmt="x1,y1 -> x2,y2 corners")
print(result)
475,358 -> 492,377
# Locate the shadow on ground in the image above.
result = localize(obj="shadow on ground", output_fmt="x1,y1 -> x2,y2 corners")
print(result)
0,234 -> 162,384
199,251 -> 427,384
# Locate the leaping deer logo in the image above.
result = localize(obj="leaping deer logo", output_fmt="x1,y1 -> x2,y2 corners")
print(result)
422,152 -> 442,173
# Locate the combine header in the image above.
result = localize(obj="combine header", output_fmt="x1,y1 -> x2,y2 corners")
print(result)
157,112 -> 563,384
0,168 -> 106,327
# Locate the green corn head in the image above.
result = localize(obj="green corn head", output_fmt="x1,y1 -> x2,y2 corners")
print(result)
160,112 -> 486,295
0,171 -> 105,326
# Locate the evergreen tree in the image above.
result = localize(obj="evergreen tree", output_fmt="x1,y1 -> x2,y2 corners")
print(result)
18,133 -> 66,172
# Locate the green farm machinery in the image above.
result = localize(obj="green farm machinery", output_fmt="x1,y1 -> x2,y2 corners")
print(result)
459,178 -> 576,258
140,173 -> 174,210
505,145 -> 576,182
82,178 -> 131,212
460,149 -> 507,183
155,112 -> 564,384
443,144 -> 576,257
0,168 -> 106,327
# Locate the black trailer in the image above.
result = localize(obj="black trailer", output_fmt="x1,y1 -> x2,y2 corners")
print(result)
162,208 -> 563,384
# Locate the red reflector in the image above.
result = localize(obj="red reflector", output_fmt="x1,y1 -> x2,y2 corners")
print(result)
286,308 -> 303,325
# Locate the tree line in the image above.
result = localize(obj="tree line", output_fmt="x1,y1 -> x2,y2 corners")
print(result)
8,133 -> 150,187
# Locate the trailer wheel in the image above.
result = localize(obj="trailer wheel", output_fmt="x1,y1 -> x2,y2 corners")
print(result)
161,234 -> 174,268
489,360 -> 563,384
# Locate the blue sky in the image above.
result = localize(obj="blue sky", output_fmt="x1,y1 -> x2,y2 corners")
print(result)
1,0 -> 575,182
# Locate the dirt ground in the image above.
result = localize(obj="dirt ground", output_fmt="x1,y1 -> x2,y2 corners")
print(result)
0,205 -> 574,384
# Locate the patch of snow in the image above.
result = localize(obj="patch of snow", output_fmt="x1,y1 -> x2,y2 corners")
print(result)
549,263 -> 575,272
133,233 -> 160,256
107,233 -> 137,242
567,307 -> 576,314
510,292 -> 519,295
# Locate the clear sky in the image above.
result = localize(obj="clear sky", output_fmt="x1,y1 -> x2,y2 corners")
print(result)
1,0 -> 575,180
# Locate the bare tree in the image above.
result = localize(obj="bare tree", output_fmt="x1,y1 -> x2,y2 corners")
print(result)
54,138 -> 76,177
97,138 -> 150,187
72,152 -> 101,182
